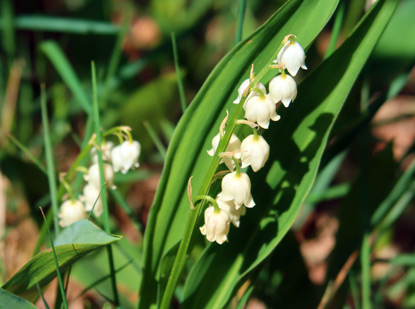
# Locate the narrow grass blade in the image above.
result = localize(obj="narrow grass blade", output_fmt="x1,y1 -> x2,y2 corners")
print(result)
143,121 -> 167,159
171,32 -> 187,112
40,84 -> 60,234
40,208 -> 68,309
11,15 -> 120,34
40,41 -> 91,114
7,133 -> 47,174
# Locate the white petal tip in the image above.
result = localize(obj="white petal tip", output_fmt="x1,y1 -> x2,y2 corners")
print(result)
281,100 -> 291,108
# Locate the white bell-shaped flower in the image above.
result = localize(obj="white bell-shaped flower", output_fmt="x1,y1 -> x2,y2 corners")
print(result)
217,193 -> 246,227
275,40 -> 307,76
241,135 -> 270,172
58,199 -> 87,227
244,94 -> 281,129
233,79 -> 266,105
207,133 -> 241,170
85,163 -> 115,189
81,183 -> 103,217
91,141 -> 114,163
221,171 -> 255,209
269,74 -> 297,108
111,140 -> 141,174
200,206 -> 230,244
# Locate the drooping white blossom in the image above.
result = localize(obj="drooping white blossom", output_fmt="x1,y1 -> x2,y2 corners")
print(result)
269,74 -> 297,108
241,135 -> 270,172
275,40 -> 307,76
200,206 -> 231,244
207,133 -> 241,170
85,163 -> 115,189
91,141 -> 114,163
81,183 -> 103,217
244,94 -> 281,129
111,140 -> 141,174
217,193 -> 246,227
221,171 -> 255,209
58,199 -> 87,227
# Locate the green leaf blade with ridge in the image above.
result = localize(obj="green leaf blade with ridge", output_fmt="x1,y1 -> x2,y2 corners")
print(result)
2,220 -> 121,302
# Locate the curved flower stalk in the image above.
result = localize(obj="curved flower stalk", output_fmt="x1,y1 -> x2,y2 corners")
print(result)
161,33 -> 307,309
195,34 -> 307,242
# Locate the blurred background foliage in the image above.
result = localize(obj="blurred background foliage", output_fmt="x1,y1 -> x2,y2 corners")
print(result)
0,0 -> 414,307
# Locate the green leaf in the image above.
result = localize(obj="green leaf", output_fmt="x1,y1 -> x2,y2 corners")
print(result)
182,0 -> 399,307
139,0 -> 340,307
2,220 -> 121,302
0,288 -> 37,308
40,41 -> 91,114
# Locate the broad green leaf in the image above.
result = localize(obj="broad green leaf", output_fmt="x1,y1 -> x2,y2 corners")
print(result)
0,288 -> 37,309
139,0 -> 339,307
40,41 -> 91,114
2,220 -> 121,302
182,0 -> 399,307
373,0 -> 415,59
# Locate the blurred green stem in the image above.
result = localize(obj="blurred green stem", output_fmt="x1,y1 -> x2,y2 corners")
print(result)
171,32 -> 187,112
40,84 -> 60,234
325,0 -> 345,59
91,62 -> 120,307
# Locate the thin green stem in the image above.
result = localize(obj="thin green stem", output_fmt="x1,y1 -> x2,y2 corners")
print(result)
40,84 -> 60,234
87,183 -> 105,220
36,282 -> 50,309
110,188 -> 143,234
252,127 -> 258,140
235,0 -> 246,45
193,195 -> 219,212
91,61 -> 120,307
143,120 -> 167,159
325,0 -> 345,59
40,207 -> 68,309
232,157 -> 241,176
171,32 -> 187,112
7,133 -> 47,174
361,233 -> 372,309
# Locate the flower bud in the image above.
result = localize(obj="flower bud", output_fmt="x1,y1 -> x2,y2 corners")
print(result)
233,79 -> 250,104
111,140 -> 141,174
91,141 -> 114,163
275,40 -> 307,76
207,133 -> 241,170
269,74 -> 297,107
244,94 -> 280,129
85,163 -> 115,189
217,193 -> 246,227
58,199 -> 87,227
81,183 -> 103,217
221,171 -> 255,209
200,206 -> 230,244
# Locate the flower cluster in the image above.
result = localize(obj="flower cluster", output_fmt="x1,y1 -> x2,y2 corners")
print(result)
58,128 -> 141,227
200,35 -> 306,244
